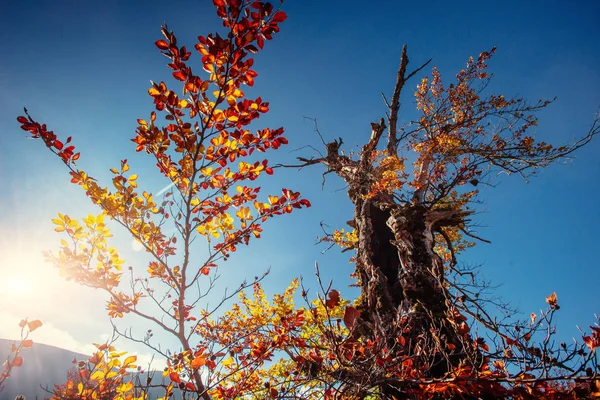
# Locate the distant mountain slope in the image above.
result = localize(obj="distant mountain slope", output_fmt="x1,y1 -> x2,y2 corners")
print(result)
0,338 -> 88,399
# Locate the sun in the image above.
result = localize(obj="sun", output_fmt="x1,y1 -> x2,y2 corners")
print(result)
1,274 -> 35,295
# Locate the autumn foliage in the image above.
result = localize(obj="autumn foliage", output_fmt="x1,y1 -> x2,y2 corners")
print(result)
0,319 -> 42,396
14,0 -> 600,399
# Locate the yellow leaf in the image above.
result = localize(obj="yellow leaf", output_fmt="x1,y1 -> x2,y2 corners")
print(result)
117,381 -> 134,393
200,167 -> 214,176
128,174 -> 138,181
123,355 -> 137,367
222,356 -> 234,368
106,370 -> 118,379
90,370 -> 105,381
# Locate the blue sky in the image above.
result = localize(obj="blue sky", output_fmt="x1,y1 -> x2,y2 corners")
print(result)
1,0 -> 599,365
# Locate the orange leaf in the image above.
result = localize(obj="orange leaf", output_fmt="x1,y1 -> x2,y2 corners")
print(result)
12,356 -> 23,367
155,40 -> 170,50
583,336 -> 596,351
397,335 -> 407,346
545,292 -> 558,308
191,356 -> 206,368
22,339 -> 33,348
27,320 -> 43,332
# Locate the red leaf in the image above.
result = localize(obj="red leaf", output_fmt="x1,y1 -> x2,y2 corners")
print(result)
54,140 -> 63,150
343,306 -> 360,330
272,11 -> 287,23
583,335 -> 599,351
257,35 -> 265,50
299,199 -> 311,207
17,116 -> 28,124
169,371 -> 181,383
173,71 -> 186,81
246,44 -> 258,54
325,289 -> 340,309
262,2 -> 273,17
155,40 -> 170,50
12,356 -> 23,367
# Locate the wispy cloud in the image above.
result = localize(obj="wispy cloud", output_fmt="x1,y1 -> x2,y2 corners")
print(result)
0,310 -> 165,369
156,181 -> 175,197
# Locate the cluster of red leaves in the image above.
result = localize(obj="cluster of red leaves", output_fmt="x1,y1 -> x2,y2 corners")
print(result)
17,112 -> 79,164
583,326 -> 600,352
0,319 -> 41,393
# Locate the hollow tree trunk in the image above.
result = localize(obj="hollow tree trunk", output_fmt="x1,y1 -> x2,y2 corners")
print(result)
303,136 -> 479,395
351,193 -> 475,396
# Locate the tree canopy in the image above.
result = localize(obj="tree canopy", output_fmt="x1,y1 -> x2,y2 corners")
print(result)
9,1 -> 600,399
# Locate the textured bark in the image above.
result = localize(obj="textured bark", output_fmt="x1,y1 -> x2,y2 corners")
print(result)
317,139 -> 479,397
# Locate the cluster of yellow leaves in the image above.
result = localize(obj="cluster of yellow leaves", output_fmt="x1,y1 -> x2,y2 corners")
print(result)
70,162 -> 171,259
196,212 -> 235,239
330,228 -> 358,251
364,151 -> 406,199
49,212 -> 146,317
195,280 -> 350,399
50,212 -> 123,289
434,226 -> 475,265
50,343 -> 144,400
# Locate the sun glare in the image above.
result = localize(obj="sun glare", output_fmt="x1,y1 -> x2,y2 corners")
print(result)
2,275 -> 34,294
